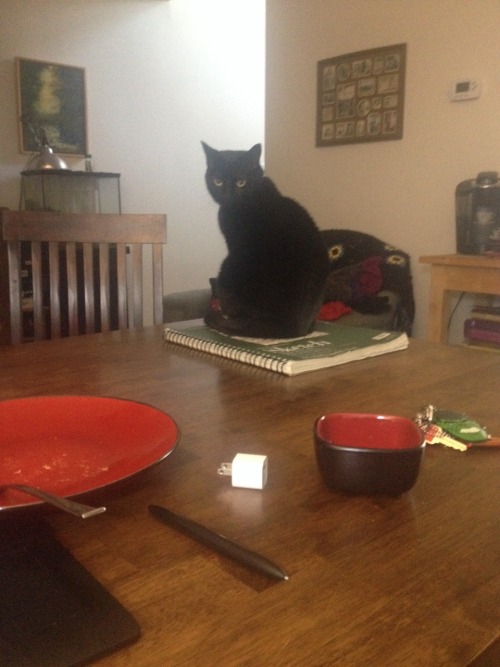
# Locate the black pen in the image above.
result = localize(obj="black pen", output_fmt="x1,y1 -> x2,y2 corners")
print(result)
148,504 -> 289,581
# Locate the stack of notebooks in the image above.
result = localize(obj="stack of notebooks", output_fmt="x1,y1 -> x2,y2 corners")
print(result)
464,305 -> 500,350
163,320 -> 409,376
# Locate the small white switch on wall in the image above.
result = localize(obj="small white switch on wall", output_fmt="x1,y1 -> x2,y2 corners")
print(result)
450,78 -> 482,101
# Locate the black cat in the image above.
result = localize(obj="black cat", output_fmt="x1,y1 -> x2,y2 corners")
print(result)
202,142 -> 329,338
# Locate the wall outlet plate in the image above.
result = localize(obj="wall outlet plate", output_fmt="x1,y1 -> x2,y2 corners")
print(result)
450,78 -> 482,101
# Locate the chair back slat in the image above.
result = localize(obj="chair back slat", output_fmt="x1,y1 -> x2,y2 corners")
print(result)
98,243 -> 111,332
48,241 -> 61,338
129,244 -> 143,328
6,241 -> 22,345
115,243 -> 128,329
1,211 -> 166,344
82,242 -> 95,333
152,244 -> 164,325
66,242 -> 78,337
31,242 -> 44,341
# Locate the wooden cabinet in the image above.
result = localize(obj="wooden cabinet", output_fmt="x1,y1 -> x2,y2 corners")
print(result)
419,253 -> 500,344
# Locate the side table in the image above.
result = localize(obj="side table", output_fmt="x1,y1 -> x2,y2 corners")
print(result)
419,254 -> 500,343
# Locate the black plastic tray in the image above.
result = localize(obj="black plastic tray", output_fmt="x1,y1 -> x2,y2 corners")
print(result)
0,517 -> 140,667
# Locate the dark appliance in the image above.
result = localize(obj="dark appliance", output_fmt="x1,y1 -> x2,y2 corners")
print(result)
455,171 -> 500,254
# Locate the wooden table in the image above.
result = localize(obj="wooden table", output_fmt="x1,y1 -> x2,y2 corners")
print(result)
419,254 -> 500,343
1,327 -> 499,667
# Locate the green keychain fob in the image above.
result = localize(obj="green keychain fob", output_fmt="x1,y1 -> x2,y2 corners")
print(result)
433,409 -> 489,443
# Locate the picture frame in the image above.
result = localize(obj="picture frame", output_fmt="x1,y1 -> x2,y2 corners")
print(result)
316,43 -> 406,147
16,57 -> 88,156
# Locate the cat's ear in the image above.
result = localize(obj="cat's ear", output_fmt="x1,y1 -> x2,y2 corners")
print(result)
201,141 -> 218,165
248,143 -> 262,164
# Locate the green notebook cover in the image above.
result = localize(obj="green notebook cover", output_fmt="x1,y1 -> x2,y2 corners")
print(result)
163,320 -> 409,376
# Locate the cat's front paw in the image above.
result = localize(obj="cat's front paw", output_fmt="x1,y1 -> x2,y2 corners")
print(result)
204,309 -> 230,331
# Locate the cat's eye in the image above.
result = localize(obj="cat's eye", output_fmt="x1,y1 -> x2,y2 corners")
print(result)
213,178 -> 223,187
236,179 -> 247,188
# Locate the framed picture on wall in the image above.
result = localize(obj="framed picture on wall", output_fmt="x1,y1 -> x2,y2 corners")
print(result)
16,57 -> 88,156
316,43 -> 406,147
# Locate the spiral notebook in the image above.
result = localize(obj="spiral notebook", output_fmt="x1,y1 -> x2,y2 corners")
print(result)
163,320 -> 409,376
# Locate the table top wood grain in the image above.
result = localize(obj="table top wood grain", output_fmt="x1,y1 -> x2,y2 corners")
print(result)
1,327 -> 499,667
420,253 -> 500,269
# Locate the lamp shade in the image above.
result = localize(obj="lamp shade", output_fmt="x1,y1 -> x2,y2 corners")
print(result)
33,145 -> 69,170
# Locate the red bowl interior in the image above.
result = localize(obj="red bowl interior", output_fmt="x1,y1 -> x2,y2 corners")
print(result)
316,413 -> 423,451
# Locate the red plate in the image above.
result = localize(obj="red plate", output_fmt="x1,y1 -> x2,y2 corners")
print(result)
0,396 -> 179,511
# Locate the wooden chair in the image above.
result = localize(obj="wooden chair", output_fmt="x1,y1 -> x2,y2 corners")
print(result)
0,210 -> 166,344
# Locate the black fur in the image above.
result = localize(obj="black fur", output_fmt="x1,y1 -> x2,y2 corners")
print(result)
202,142 -> 329,338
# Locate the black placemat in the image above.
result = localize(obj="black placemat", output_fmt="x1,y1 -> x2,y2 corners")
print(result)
0,516 -> 140,667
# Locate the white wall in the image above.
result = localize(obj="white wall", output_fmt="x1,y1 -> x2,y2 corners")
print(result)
0,0 -> 265,301
4,0 -> 497,339
265,0 -> 500,339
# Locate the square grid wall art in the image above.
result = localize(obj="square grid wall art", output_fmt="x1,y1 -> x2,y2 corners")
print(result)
316,43 -> 406,147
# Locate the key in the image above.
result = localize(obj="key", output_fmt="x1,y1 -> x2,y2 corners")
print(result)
436,433 -> 468,452
418,422 -> 468,451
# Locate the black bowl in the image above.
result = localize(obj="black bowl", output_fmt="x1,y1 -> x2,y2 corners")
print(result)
314,413 -> 425,496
